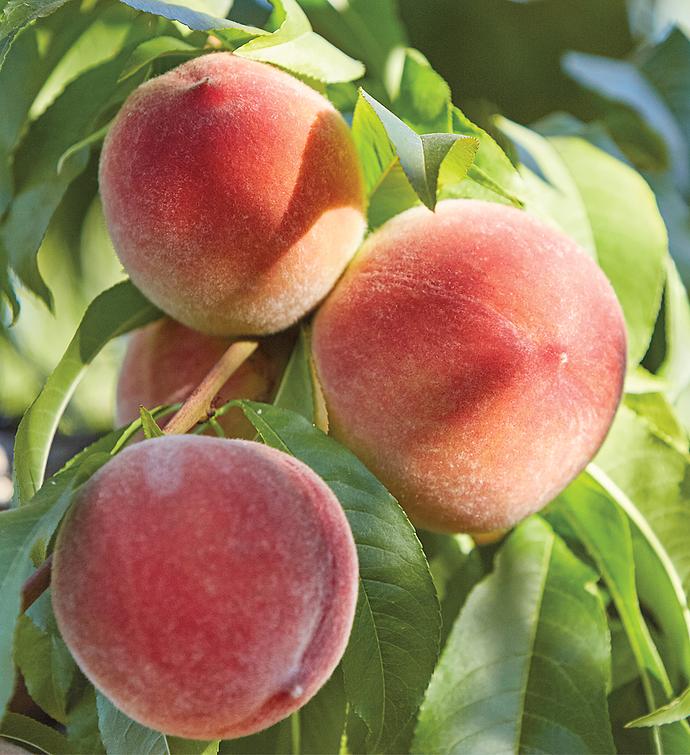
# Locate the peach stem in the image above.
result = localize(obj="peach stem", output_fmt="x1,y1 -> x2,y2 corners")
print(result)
165,340 -> 259,435
21,555 -> 53,611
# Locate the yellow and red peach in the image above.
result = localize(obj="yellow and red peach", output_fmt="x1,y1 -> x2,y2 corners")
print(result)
99,52 -> 365,337
115,317 -> 290,437
52,437 -> 358,739
312,199 -> 627,533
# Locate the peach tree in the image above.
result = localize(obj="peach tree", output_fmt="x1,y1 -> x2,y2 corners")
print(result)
0,1 -> 689,753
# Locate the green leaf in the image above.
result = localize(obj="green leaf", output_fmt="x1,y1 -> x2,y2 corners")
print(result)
117,0 -> 364,83
236,24 -> 365,84
629,685 -> 690,728
167,736 -> 219,754
595,406 -> 690,606
0,2 -> 95,217
0,26 -> 151,304
393,48 -> 452,134
56,121 -> 113,175
0,0 -> 72,69
234,401 -> 440,754
13,280 -> 161,505
297,0 -> 406,84
497,117 -> 597,256
640,28 -> 690,187
116,0 -> 264,35
14,590 -> 77,723
0,712 -> 72,754
550,136 -> 667,366
451,108 -> 524,204
97,693 -> 168,755
390,49 -> 522,207
271,326 -> 315,424
139,406 -> 165,438
548,473 -> 690,751
624,391 -> 688,454
221,667 -> 346,755
63,683 -> 104,754
413,518 -> 614,755
356,88 -> 478,213
421,532 -> 485,648
0,239 -> 17,323
562,51 -> 687,189
659,256 -> 690,403
0,455 -> 107,722
118,35 -> 198,81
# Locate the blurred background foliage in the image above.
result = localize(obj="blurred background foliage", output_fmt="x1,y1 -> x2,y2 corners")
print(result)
1,0 -> 689,436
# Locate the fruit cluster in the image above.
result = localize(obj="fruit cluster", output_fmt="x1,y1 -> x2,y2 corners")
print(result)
52,52 -> 627,740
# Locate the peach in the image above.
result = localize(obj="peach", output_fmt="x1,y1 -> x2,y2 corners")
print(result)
99,52 -> 365,337
52,437 -> 358,739
115,318 -> 290,437
312,199 -> 627,533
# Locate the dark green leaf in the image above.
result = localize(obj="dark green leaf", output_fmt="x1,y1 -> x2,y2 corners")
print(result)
413,518 -> 614,755
13,280 -> 161,505
0,455 -> 107,722
563,51 -> 686,189
118,35 -> 199,81
271,326 -> 315,423
0,25 -> 151,304
97,693 -> 168,755
0,0 -> 71,69
0,712 -> 72,754
235,401 -> 441,754
549,473 -> 690,751
0,2 -> 95,217
422,532 -> 486,647
640,28 -> 690,192
65,681 -> 105,754
14,590 -> 77,723
222,668 -> 346,755
56,121 -> 113,175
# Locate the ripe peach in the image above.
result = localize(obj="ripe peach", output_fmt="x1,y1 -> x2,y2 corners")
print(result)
99,52 -> 366,337
312,199 -> 627,533
115,318 -> 290,437
52,437 -> 358,739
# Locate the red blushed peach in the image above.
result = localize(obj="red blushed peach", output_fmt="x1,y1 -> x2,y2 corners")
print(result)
99,52 -> 366,337
52,437 -> 358,740
312,199 -> 627,533
115,318 -> 290,437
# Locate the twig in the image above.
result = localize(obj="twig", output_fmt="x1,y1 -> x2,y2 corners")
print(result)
165,340 -> 258,435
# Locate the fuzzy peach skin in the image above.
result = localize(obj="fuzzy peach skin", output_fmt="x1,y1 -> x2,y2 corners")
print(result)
99,52 -> 366,337
116,318 -> 290,437
52,437 -> 358,739
312,199 -> 627,534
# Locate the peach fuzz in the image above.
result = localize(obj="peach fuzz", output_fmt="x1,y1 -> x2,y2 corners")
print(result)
312,199 -> 627,533
99,52 -> 366,337
52,437 -> 358,739
115,317 -> 290,437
